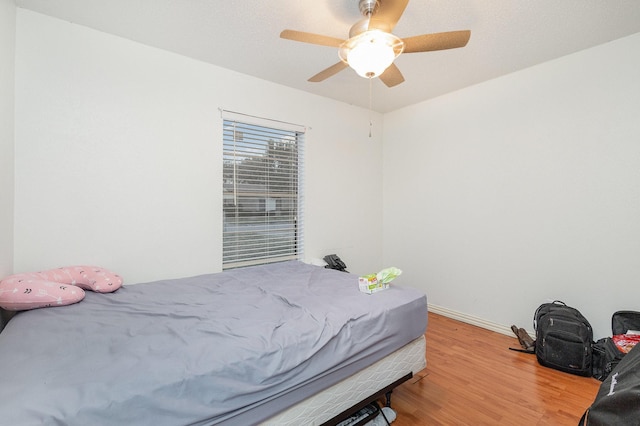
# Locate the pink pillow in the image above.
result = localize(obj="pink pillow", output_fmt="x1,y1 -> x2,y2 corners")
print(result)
0,279 -> 85,311
34,266 -> 124,293
0,266 -> 123,311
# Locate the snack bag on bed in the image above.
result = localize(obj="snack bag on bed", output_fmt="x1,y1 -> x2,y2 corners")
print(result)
359,267 -> 402,294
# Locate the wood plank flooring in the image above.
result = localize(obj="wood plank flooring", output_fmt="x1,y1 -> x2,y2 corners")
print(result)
383,313 -> 601,425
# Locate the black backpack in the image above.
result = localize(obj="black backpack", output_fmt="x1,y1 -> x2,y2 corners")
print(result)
533,300 -> 593,376
592,337 -> 625,381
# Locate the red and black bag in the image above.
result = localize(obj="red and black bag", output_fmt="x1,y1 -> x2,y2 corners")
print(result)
592,310 -> 640,381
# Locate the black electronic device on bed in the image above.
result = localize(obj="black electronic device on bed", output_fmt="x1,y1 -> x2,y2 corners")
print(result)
324,254 -> 348,272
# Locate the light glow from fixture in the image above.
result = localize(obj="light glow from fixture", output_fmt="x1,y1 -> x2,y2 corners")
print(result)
339,30 -> 404,78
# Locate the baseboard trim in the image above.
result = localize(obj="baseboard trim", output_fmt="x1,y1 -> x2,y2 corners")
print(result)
428,304 -> 528,337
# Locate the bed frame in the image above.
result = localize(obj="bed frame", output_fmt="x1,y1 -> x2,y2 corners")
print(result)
263,335 -> 426,425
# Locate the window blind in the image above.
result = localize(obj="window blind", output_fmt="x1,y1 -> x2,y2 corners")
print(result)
222,115 -> 304,269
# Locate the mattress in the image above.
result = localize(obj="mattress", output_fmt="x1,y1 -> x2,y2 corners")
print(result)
0,261 -> 427,425
262,335 -> 426,425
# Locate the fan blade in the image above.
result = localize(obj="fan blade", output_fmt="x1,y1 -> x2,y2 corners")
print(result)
280,30 -> 345,48
368,0 -> 409,33
379,63 -> 405,87
402,30 -> 471,53
308,62 -> 349,82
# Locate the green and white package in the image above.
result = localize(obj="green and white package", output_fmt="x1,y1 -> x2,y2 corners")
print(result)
376,267 -> 402,284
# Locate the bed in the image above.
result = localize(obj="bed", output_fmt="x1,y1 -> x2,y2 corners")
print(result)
0,260 -> 427,425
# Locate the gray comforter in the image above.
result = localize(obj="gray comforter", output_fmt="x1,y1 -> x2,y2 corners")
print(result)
0,261 -> 427,425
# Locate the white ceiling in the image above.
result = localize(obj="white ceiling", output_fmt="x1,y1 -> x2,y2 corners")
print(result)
15,0 -> 640,113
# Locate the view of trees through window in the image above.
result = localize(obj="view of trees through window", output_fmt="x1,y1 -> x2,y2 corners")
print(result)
222,119 -> 303,268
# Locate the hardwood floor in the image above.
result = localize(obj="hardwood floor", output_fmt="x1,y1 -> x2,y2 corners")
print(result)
384,313 -> 601,425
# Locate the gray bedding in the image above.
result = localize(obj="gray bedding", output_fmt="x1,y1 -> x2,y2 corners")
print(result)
0,261 -> 427,425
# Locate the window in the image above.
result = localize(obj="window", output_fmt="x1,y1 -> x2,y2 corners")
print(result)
222,112 -> 304,269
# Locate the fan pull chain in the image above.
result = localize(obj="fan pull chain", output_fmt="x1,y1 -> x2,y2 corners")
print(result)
368,76 -> 373,138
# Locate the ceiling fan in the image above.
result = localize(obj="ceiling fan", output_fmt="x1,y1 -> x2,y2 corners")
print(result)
280,0 -> 471,87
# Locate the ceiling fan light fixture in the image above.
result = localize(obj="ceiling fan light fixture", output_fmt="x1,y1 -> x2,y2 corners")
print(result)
339,30 -> 404,78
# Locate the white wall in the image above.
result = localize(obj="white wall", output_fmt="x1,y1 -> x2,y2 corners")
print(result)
0,0 -> 15,280
383,33 -> 640,339
14,9 -> 384,284
13,8 -> 640,340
